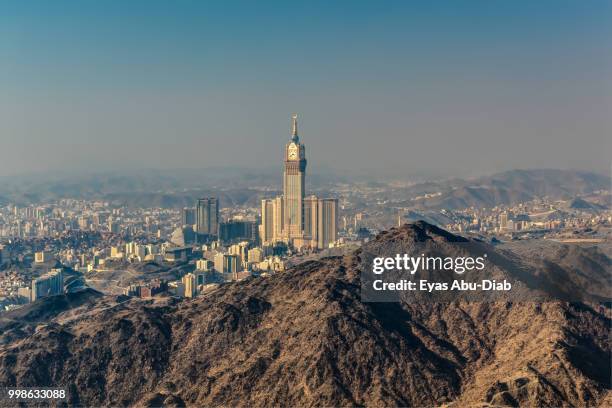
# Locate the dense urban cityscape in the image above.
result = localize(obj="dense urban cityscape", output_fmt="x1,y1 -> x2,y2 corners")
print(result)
1,1 -> 609,406
0,117 -> 609,312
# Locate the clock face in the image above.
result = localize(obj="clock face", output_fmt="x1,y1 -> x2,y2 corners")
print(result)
288,144 -> 298,160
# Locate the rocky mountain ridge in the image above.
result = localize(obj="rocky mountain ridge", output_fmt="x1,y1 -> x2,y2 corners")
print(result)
0,222 -> 610,407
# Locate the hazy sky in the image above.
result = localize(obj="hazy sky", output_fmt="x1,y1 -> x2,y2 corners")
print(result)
1,0 -> 610,178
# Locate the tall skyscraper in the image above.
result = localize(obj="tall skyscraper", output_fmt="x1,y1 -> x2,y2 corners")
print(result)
196,197 -> 219,236
260,199 -> 275,244
303,195 -> 319,240
316,198 -> 338,249
260,115 -> 338,250
272,196 -> 284,242
182,207 -> 196,226
283,114 -> 307,239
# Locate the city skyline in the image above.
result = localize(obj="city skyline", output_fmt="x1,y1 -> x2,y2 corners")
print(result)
1,0 -> 610,178
0,3 -> 610,407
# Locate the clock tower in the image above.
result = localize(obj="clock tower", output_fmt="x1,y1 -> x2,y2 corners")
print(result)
283,113 -> 307,239
260,114 -> 337,250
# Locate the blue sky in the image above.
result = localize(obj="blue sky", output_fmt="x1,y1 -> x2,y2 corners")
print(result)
1,0 -> 610,177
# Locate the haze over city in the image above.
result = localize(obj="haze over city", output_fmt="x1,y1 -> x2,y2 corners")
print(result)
1,0 -> 610,178
1,2 -> 612,408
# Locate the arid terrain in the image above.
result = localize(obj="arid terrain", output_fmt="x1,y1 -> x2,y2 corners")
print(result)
0,222 -> 610,407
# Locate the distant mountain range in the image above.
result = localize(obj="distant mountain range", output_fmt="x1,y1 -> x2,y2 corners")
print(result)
0,167 -> 283,207
0,168 -> 609,210
0,222 -> 609,406
569,197 -> 608,211
404,169 -> 610,210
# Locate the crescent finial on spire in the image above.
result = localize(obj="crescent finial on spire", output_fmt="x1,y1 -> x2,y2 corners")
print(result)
291,113 -> 298,141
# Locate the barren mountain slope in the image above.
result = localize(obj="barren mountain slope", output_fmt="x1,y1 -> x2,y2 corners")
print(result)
0,223 -> 609,407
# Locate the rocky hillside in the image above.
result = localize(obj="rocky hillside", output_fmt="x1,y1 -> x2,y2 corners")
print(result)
0,222 -> 610,407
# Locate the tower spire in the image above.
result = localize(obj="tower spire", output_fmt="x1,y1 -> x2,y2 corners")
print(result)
291,113 -> 299,142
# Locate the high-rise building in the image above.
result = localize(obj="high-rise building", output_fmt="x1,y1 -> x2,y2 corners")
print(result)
125,242 -> 137,256
18,287 -> 32,303
196,198 -> 219,237
214,253 -> 240,277
229,241 -> 250,267
219,219 -> 257,244
108,219 -> 120,234
181,207 -> 196,226
499,211 -> 509,231
31,269 -> 63,301
316,198 -> 338,249
260,199 -> 275,245
272,196 -> 284,242
34,251 -> 53,263
78,216 -> 89,230
25,206 -> 35,219
182,273 -> 197,298
196,258 -> 213,271
110,246 -> 124,259
92,212 -> 110,227
303,195 -> 319,240
259,115 -> 338,250
283,113 -> 307,239
247,247 -> 263,264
